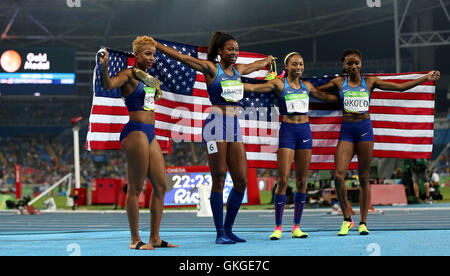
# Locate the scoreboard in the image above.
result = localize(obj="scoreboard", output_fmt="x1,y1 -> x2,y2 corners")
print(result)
0,48 -> 76,95
164,166 -> 249,206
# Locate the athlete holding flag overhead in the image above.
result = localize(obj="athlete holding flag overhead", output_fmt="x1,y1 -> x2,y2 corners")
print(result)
156,31 -> 274,244
318,49 -> 440,236
99,36 -> 177,250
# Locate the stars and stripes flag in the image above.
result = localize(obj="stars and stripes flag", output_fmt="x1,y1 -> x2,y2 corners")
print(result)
86,39 -> 436,170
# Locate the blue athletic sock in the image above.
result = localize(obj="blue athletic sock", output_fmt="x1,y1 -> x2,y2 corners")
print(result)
210,191 -> 224,232
224,189 -> 246,242
210,191 -> 235,244
274,194 -> 286,226
293,192 -> 306,225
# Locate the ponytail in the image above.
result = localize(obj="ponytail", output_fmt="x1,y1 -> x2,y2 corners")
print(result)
207,31 -> 236,62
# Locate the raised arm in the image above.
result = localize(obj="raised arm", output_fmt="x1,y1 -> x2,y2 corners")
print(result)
99,49 -> 131,90
304,81 -> 339,103
371,70 -> 440,91
156,42 -> 217,78
235,55 -> 274,76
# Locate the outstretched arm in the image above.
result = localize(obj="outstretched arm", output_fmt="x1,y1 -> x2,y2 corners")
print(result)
243,78 -> 283,95
235,55 -> 274,76
317,77 -> 342,92
304,81 -> 339,103
372,70 -> 440,91
99,49 -> 131,90
156,42 -> 217,78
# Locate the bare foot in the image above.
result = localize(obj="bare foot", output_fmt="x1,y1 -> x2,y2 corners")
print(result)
130,240 -> 155,250
150,239 -> 179,248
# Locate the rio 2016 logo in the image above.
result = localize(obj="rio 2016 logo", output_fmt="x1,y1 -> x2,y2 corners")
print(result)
66,0 -> 81,8
366,0 -> 381,8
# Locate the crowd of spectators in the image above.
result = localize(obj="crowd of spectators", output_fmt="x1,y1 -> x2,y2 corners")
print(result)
1,134 -> 448,194
0,136 -> 209,191
435,147 -> 449,176
0,96 -> 91,127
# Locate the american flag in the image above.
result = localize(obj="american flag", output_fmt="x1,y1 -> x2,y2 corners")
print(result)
86,40 -> 436,170
86,47 -> 171,152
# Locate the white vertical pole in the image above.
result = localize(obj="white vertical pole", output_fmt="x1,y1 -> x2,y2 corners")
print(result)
394,0 -> 401,73
73,126 -> 81,189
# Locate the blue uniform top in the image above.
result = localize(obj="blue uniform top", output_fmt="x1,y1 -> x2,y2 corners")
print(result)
123,81 -> 156,112
279,78 -> 310,116
207,63 -> 243,106
339,76 -> 371,115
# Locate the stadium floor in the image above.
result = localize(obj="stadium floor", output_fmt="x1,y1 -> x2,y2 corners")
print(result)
1,204 -> 450,256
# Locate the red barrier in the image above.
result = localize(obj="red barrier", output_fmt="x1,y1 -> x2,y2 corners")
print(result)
247,168 -> 260,205
73,188 -> 87,206
116,179 -> 148,208
370,184 -> 408,205
91,178 -> 117,204
15,164 -> 21,199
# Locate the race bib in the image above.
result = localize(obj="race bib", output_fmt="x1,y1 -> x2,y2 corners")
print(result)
143,86 -> 156,111
206,141 -> 218,154
343,91 -> 369,113
221,80 -> 244,102
285,93 -> 309,113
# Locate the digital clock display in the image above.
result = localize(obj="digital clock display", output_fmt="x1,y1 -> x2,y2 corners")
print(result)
164,171 -> 248,206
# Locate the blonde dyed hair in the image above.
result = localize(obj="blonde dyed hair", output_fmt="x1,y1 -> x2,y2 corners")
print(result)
132,36 -> 156,54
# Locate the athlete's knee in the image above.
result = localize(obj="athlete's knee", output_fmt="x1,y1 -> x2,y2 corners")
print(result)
334,171 -> 346,182
233,177 -> 247,193
358,173 -> 370,187
295,175 -> 307,191
127,183 -> 144,197
276,176 -> 289,192
211,170 -> 227,191
212,170 -> 227,182
152,181 -> 167,199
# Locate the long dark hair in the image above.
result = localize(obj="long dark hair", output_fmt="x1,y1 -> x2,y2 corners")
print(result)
207,31 -> 236,62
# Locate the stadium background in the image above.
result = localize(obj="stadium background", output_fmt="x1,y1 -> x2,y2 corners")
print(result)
0,0 -> 449,208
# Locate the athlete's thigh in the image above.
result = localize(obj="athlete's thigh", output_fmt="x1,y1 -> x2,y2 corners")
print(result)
294,149 -> 312,179
226,142 -> 248,185
206,141 -> 228,192
355,141 -> 374,176
121,131 -> 150,185
146,138 -> 167,189
206,140 -> 228,170
334,140 -> 356,175
277,148 -> 295,180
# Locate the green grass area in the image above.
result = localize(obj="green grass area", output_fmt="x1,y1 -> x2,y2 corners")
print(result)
3,187 -> 449,211
440,186 -> 450,203
241,190 -> 273,210
4,190 -> 275,211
